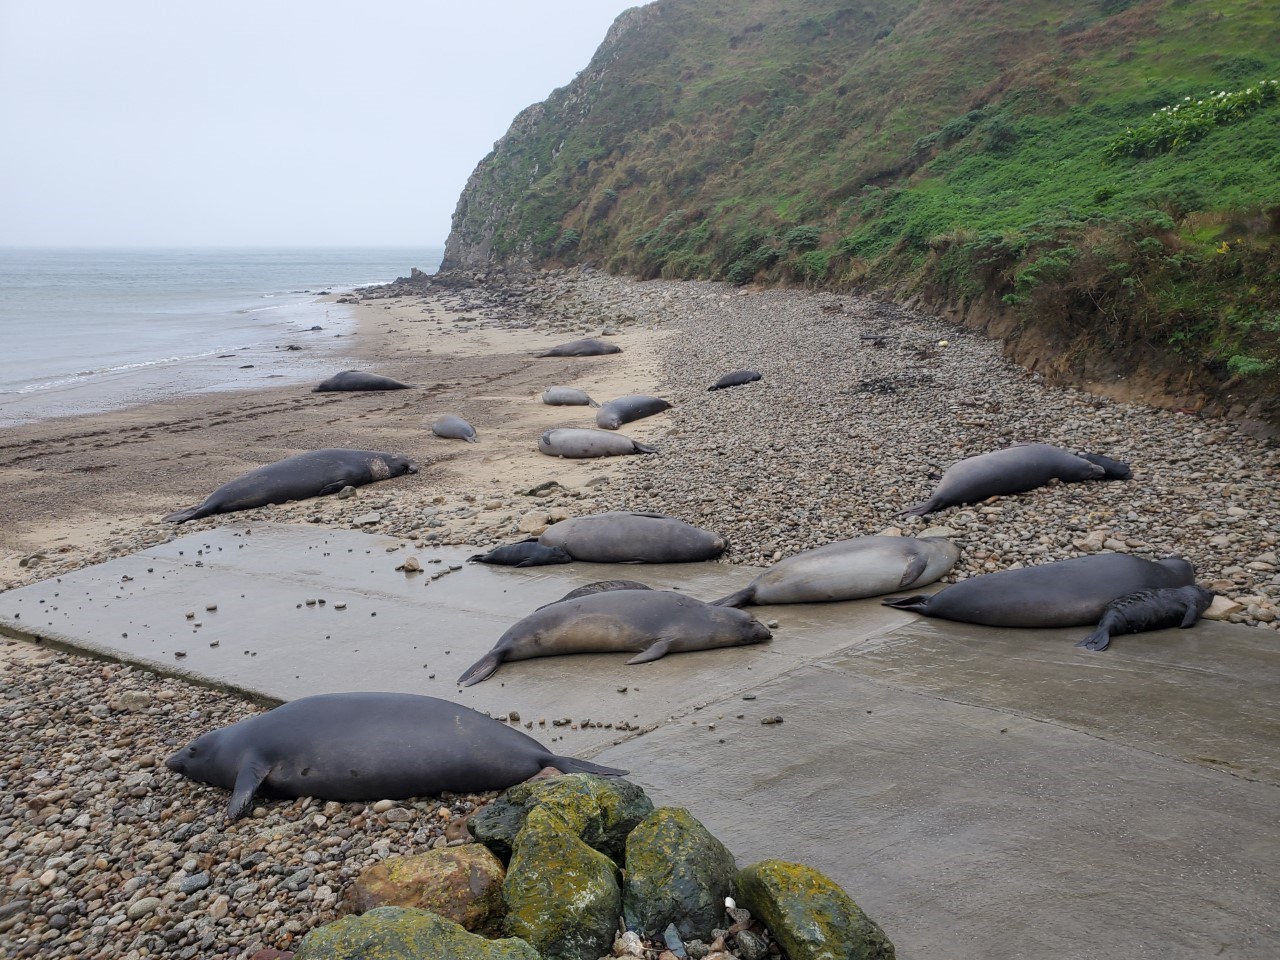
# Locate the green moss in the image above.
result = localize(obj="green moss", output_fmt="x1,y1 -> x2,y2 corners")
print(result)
294,906 -> 538,960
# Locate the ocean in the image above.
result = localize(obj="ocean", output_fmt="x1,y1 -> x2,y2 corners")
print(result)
0,247 -> 443,427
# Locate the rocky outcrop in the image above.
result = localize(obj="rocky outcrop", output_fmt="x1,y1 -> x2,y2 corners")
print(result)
293,905 -> 538,960
341,845 -> 506,932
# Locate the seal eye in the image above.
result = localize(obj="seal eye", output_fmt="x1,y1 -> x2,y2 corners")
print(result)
188,747 -> 198,756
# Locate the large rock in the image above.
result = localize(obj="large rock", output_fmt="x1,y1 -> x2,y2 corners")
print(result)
503,807 -> 622,960
342,845 -> 505,932
623,807 -> 737,940
736,860 -> 895,960
472,773 -> 653,862
294,905 -> 538,960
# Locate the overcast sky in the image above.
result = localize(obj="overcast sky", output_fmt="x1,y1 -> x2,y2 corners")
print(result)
0,1 -> 640,248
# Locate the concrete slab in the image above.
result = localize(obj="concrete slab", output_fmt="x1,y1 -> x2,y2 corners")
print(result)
3,522 -> 1278,958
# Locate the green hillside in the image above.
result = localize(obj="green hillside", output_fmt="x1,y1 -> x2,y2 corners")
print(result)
443,0 -> 1280,409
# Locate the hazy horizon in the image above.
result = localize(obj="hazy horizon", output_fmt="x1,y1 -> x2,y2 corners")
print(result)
0,1 -> 641,249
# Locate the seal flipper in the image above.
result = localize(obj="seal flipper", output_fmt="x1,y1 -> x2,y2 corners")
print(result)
896,499 -> 936,519
457,650 -> 504,687
1075,627 -> 1112,652
882,595 -> 930,613
163,505 -> 202,524
546,755 -> 629,777
227,756 -> 273,821
710,586 -> 755,608
633,441 -> 658,455
626,639 -> 673,664
897,552 -> 930,589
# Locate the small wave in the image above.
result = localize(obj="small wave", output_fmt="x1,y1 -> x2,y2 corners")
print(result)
16,347 -> 252,393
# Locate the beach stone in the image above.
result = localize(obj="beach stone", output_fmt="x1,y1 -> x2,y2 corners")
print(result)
517,511 -> 550,535
736,860 -> 895,960
623,808 -> 737,941
342,845 -> 505,932
1203,596 -> 1244,620
471,773 -> 653,863
503,807 -> 621,960
126,896 -> 162,920
295,905 -> 538,960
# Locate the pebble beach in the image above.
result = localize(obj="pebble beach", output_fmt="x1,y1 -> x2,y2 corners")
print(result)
2,269 -> 1278,958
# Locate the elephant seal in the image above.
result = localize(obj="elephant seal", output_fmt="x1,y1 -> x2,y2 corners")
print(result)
708,370 -> 762,391
163,449 -> 417,524
313,370 -> 411,392
165,692 -> 626,820
539,428 -> 655,459
596,395 -> 672,430
543,387 -> 598,407
713,536 -> 960,607
431,415 -> 478,443
540,512 -> 726,563
1076,584 -> 1214,651
468,540 -> 572,567
535,338 -> 621,358
456,590 -> 772,686
537,580 -> 653,609
883,554 -> 1196,627
898,443 -> 1114,518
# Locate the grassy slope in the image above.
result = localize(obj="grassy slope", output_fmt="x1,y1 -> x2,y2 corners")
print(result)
448,0 -> 1280,408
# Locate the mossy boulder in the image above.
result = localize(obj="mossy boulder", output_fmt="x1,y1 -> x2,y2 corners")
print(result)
294,905 -> 538,960
736,860 -> 896,960
623,807 -> 737,940
472,773 -> 653,862
342,845 -> 505,933
503,806 -> 622,960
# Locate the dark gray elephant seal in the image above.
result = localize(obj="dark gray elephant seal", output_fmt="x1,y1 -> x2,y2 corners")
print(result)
163,449 -> 417,524
542,387 -> 598,407
714,536 -> 960,607
899,443 -> 1113,518
457,590 -> 771,686
535,338 -> 621,358
468,540 -> 572,567
596,395 -> 672,430
537,580 -> 653,610
539,428 -> 655,458
1077,584 -> 1214,651
165,692 -> 626,820
432,415 -> 478,443
708,370 -> 762,391
541,512 -> 726,563
883,554 -> 1196,627
313,370 -> 411,392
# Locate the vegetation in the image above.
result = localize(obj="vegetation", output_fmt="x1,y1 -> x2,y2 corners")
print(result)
446,0 -> 1280,399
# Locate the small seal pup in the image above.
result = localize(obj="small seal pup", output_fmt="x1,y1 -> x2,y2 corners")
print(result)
469,540 -> 572,567
898,443 -> 1119,518
163,449 -> 417,524
1076,584 -> 1215,651
456,590 -> 772,686
165,692 -> 626,820
313,370 -> 411,392
431,415 -> 478,443
535,338 -> 621,358
708,370 -> 762,390
539,428 -> 656,458
543,386 -> 598,407
596,395 -> 672,430
713,536 -> 960,607
883,554 -> 1196,627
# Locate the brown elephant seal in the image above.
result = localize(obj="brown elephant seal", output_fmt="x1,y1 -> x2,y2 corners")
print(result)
456,590 -> 772,686
163,449 -> 417,524
1076,584 -> 1215,651
537,580 -> 653,609
542,387 -> 598,407
535,338 -> 621,358
596,395 -> 672,430
883,554 -> 1196,627
708,370 -> 762,391
313,370 -> 411,392
165,692 -> 626,820
468,540 -> 572,567
713,536 -> 960,607
538,428 -> 655,458
540,512 -> 726,563
431,415 -> 478,443
898,443 -> 1119,518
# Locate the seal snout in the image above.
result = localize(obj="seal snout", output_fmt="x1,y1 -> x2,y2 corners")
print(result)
164,751 -> 185,773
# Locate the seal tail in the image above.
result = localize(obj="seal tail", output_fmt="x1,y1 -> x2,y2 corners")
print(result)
882,595 -> 931,613
710,587 -> 755,608
163,506 -> 200,524
633,441 -> 658,455
896,500 -> 935,519
1075,627 -> 1112,652
456,650 -> 503,687
547,755 -> 629,778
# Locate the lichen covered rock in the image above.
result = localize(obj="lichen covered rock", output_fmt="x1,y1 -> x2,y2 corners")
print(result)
472,772 -> 653,862
623,807 -> 737,940
503,807 -> 622,960
294,905 -> 538,960
342,845 -> 505,932
736,860 -> 895,960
